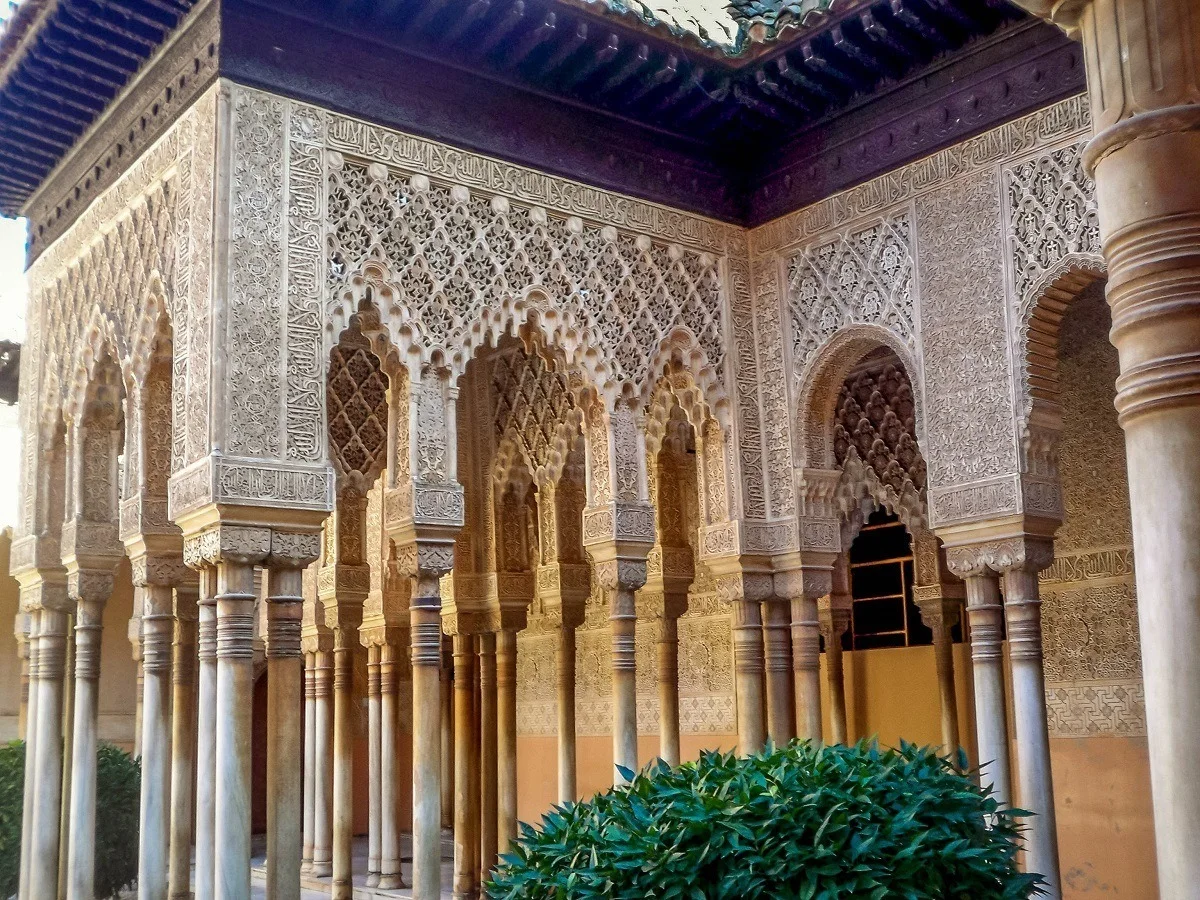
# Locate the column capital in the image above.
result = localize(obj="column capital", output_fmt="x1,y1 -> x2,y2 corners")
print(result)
183,523 -> 272,569
817,593 -> 852,640
914,593 -> 963,635
269,530 -> 322,570
944,535 -> 1054,580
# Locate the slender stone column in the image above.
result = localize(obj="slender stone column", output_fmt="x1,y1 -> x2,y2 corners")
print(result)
311,650 -> 334,878
819,599 -> 851,746
331,620 -> 360,900
478,632 -> 498,876
366,643 -> 382,888
15,616 -> 30,741
440,642 -> 454,831
1003,560 -> 1061,892
301,652 -> 316,874
556,622 -> 577,803
29,607 -> 69,900
732,596 -> 767,755
132,618 -> 144,756
606,579 -> 641,780
656,614 -> 680,766
452,634 -> 478,900
790,593 -> 822,743
58,621 -> 74,900
378,642 -> 404,890
65,579 -> 110,900
497,629 -> 518,853
214,549 -> 265,900
963,573 -> 1011,807
264,549 -> 310,900
139,578 -> 177,900
761,597 -> 795,746
18,611 -> 39,900
469,642 -> 482,888
194,567 -> 219,900
168,583 -> 199,900
410,554 -> 451,900
916,596 -> 962,756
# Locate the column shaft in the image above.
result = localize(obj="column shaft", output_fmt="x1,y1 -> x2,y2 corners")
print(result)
496,629 -> 518,854
195,571 -> 218,900
656,616 -> 680,767
556,624 -> 576,803
452,634 -> 478,900
478,633 -> 498,877
168,601 -> 198,900
28,609 -> 68,900
18,617 -> 39,900
790,595 -> 821,743
378,642 -> 403,890
265,567 -> 305,900
366,644 -> 382,889
964,574 -> 1011,808
65,599 -> 102,900
440,646 -> 454,831
213,562 -> 257,900
933,622 -> 961,756
311,651 -> 334,878
762,599 -> 795,745
1003,569 -> 1061,891
410,576 -> 444,900
301,653 -> 316,874
609,588 -> 639,780
331,627 -> 357,900
732,598 -> 766,755
139,584 -> 175,900
825,624 -> 848,746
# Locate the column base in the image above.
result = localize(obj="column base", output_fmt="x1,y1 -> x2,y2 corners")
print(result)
332,878 -> 353,900
310,861 -> 332,877
366,872 -> 380,888
378,873 -> 405,890
300,859 -> 312,875
453,891 -> 479,900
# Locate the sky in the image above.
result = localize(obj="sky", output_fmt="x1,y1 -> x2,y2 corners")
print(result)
0,217 -> 25,530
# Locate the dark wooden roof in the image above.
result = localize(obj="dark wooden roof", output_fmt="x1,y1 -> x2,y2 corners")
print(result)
0,0 -> 1079,228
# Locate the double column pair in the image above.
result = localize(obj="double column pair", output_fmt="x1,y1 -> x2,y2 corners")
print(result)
359,630 -> 407,890
189,524 -> 320,900
451,629 -> 519,899
948,540 -> 1060,895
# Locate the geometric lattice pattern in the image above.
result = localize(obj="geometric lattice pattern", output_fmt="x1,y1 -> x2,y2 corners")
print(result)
1045,680 -> 1146,738
491,348 -> 578,483
327,341 -> 389,483
327,159 -> 725,390
1007,141 -> 1100,306
786,213 -> 914,376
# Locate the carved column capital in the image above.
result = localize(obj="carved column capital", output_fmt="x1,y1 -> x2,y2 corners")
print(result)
183,524 -> 272,569
944,535 -> 1054,580
269,529 -> 322,570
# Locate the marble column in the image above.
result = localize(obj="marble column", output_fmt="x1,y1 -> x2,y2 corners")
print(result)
366,643 -> 382,888
655,613 -> 681,766
410,556 -> 449,900
138,578 -> 177,900
378,641 -> 404,890
65,576 -> 112,900
790,592 -> 822,743
1003,558 -> 1061,892
1014,0 -> 1200,887
440,642 -> 454,831
497,629 -> 518,854
28,607 -> 69,900
264,547 -> 312,900
331,618 -> 361,900
556,621 -> 577,803
168,583 -> 199,900
761,597 -> 795,746
15,615 -> 30,742
452,634 -> 478,900
818,599 -> 850,746
301,652 -> 316,875
916,596 -> 962,757
17,610 -> 39,900
311,649 -> 334,878
731,595 -> 767,755
963,573 -> 1011,808
194,567 -> 219,900
58,620 -> 74,900
478,632 -> 498,876
214,552 -> 263,900
604,575 -> 641,781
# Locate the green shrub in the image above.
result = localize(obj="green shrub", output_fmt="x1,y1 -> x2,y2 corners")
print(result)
0,740 -> 140,900
94,743 -> 140,899
488,741 -> 1042,900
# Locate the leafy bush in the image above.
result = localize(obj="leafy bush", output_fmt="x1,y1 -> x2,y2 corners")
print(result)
488,741 -> 1042,900
0,740 -> 140,900
94,743 -> 140,899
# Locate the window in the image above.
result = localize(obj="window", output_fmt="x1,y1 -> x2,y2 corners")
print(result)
842,510 -> 959,650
